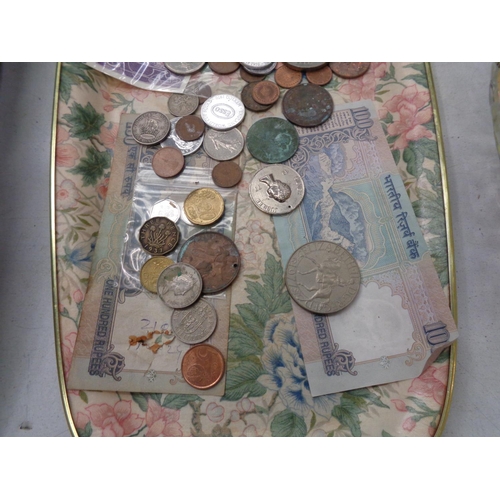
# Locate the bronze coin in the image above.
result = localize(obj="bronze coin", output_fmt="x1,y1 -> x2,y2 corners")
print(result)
211,161 -> 243,188
275,65 -> 302,88
208,62 -> 240,75
241,83 -> 273,112
329,62 -> 371,78
151,147 -> 185,178
252,80 -> 280,105
175,115 -> 205,141
239,66 -> 266,83
181,344 -> 225,390
306,65 -> 333,86
178,231 -> 240,294
282,83 -> 334,127
139,217 -> 180,256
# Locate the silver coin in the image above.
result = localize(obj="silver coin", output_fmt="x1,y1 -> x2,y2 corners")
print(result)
160,117 -> 203,156
249,165 -> 305,215
285,62 -> 327,70
150,199 -> 181,222
168,93 -> 199,117
157,263 -> 203,309
285,241 -> 361,314
164,62 -> 205,75
201,94 -> 245,130
203,128 -> 244,161
171,298 -> 218,344
241,62 -> 277,75
132,112 -> 170,146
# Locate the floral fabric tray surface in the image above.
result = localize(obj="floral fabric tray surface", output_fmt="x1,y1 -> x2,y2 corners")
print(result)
52,62 -> 456,437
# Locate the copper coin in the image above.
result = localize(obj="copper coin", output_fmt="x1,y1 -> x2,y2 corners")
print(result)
274,65 -> 302,88
241,83 -> 273,112
329,62 -> 371,78
178,231 -> 240,294
282,83 -> 334,127
252,80 -> 280,105
151,147 -> 185,178
211,161 -> 243,188
139,217 -> 180,256
181,344 -> 225,390
306,66 -> 333,86
175,115 -> 205,141
208,62 -> 240,75
240,66 -> 265,83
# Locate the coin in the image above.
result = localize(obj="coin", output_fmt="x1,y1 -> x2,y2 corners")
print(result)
306,66 -> 333,86
160,117 -> 204,156
240,66 -> 266,83
274,65 -> 302,88
185,80 -> 212,104
132,111 -> 170,146
139,217 -> 180,255
181,344 -> 225,390
211,161 -> 243,188
150,199 -> 181,222
246,117 -> 299,164
175,115 -> 205,141
151,147 -> 185,178
164,62 -> 205,75
171,298 -> 217,344
184,188 -> 225,225
140,256 -> 174,293
178,231 -> 241,293
201,94 -> 245,130
282,83 -> 334,127
158,263 -> 203,309
241,83 -> 273,112
168,93 -> 199,117
203,128 -> 244,161
285,241 -> 361,314
208,62 -> 240,74
249,164 -> 305,215
329,62 -> 371,79
241,62 -> 277,75
252,80 -> 280,105
285,62 -> 328,71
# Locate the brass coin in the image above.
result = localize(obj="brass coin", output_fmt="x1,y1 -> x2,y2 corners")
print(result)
151,147 -> 185,178
211,161 -> 243,188
252,80 -> 280,105
329,62 -> 371,79
208,62 -> 240,75
239,66 -> 266,83
181,344 -> 225,390
139,217 -> 180,255
140,256 -> 174,293
175,115 -> 205,141
241,83 -> 273,112
184,188 -> 225,226
306,66 -> 333,86
275,65 -> 302,88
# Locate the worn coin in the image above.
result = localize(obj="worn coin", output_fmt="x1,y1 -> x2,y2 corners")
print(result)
158,262 -> 203,309
208,62 -> 240,74
285,241 -> 361,314
164,62 -> 205,75
140,256 -> 174,293
132,111 -> 170,146
175,115 -> 205,141
252,80 -> 280,105
172,298 -> 218,344
285,62 -> 328,71
306,65 -> 333,86
178,231 -> 240,293
211,161 -> 243,188
150,198 -> 181,222
246,117 -> 299,164
168,93 -> 199,117
274,65 -> 302,88
282,83 -> 334,127
329,62 -> 371,78
240,66 -> 266,83
203,128 -> 244,161
241,62 -> 277,75
249,164 -> 305,215
151,146 -> 185,178
160,117 -> 204,156
184,188 -> 225,226
201,94 -> 245,130
139,216 -> 180,255
241,83 -> 273,112
181,344 -> 225,390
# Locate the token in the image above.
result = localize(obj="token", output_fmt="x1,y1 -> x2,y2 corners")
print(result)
172,298 -> 218,344
211,161 -> 243,188
168,93 -> 199,117
140,256 -> 174,293
151,147 -> 185,178
184,188 -> 225,225
329,62 -> 371,79
274,65 -> 302,88
132,111 -> 170,146
164,62 -> 205,75
251,80 -> 280,106
150,199 -> 181,222
181,344 -> 225,390
306,66 -> 333,86
208,62 -> 240,74
157,263 -> 203,309
201,94 -> 245,130
175,115 -> 205,141
138,217 -> 180,255
285,241 -> 361,314
241,83 -> 273,112
160,117 -> 204,156
203,128 -> 244,161
282,83 -> 333,127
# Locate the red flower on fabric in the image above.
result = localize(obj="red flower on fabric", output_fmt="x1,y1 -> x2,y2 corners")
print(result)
86,400 -> 144,437
408,364 -> 448,405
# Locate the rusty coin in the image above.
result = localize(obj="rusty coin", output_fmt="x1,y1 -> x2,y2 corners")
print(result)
208,62 -> 240,75
139,217 -> 180,256
306,66 -> 333,86
240,66 -> 266,83
274,65 -> 302,88
241,83 -> 273,112
151,147 -> 185,178
211,161 -> 243,188
181,344 -> 225,390
178,231 -> 240,294
329,62 -> 371,78
252,80 -> 280,105
175,115 -> 205,141
282,83 -> 334,127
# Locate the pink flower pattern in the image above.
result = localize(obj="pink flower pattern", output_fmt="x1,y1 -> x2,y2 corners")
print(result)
145,399 -> 182,437
86,401 -> 144,437
56,179 -> 80,210
409,365 -> 448,406
338,62 -> 388,102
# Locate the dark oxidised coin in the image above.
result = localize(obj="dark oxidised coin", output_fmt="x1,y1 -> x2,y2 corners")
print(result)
151,147 -> 185,178
282,83 -> 334,127
139,216 -> 180,255
252,80 -> 280,106
211,161 -> 243,188
329,62 -> 371,79
246,117 -> 299,164
241,83 -> 273,112
181,344 -> 225,390
208,62 -> 240,75
306,66 -> 333,86
240,66 -> 266,83
175,115 -> 205,141
275,65 -> 302,88
178,231 -> 241,294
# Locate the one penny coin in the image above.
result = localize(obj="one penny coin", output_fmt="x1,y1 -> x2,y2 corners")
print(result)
208,62 -> 240,75
139,217 -> 180,256
140,256 -> 174,293
275,65 -> 302,88
211,161 -> 243,188
306,66 -> 333,86
175,115 -> 205,141
151,147 -> 185,178
329,62 -> 371,79
240,66 -> 266,83
252,80 -> 280,106
241,83 -> 273,112
282,83 -> 334,127
181,344 -> 225,390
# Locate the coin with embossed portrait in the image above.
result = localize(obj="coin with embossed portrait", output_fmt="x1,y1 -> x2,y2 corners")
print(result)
184,188 -> 225,226
132,111 -> 170,146
203,128 -> 244,161
157,263 -> 203,309
171,298 -> 218,344
138,216 -> 180,255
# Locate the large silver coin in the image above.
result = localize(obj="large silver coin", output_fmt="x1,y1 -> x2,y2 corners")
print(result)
241,62 -> 277,75
157,263 -> 203,309
164,62 -> 205,75
203,128 -> 244,161
132,111 -> 170,146
168,93 -> 199,117
201,94 -> 245,130
171,298 -> 218,344
285,241 -> 361,314
249,164 -> 305,215
160,117 -> 203,156
150,198 -> 181,222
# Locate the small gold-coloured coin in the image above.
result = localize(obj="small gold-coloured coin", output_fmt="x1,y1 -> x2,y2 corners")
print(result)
140,256 -> 174,293
183,188 -> 225,226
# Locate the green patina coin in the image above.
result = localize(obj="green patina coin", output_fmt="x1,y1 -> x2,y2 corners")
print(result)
246,117 -> 299,164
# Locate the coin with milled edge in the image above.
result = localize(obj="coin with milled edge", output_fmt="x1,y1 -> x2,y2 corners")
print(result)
181,344 -> 225,390
175,115 -> 205,141
285,241 -> 361,314
168,93 -> 199,117
329,62 -> 371,79
140,256 -> 174,293
211,161 -> 243,188
151,147 -> 185,178
203,128 -> 244,161
249,164 -> 305,215
164,62 -> 205,75
201,94 -> 245,130
184,188 -> 225,225
157,262 -> 203,309
171,298 -> 218,344
282,83 -> 334,127
241,83 -> 273,112
160,117 -> 203,156
132,112 -> 170,146
150,199 -> 181,222
139,217 -> 180,255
